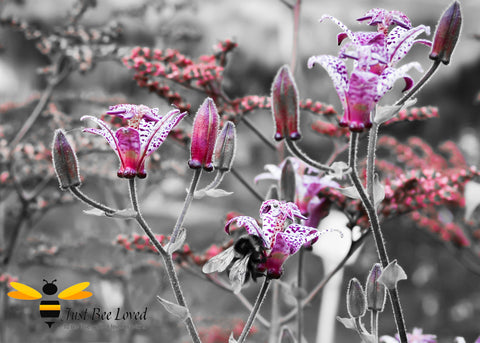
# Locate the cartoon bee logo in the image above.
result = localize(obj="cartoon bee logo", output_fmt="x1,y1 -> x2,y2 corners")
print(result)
8,279 -> 92,328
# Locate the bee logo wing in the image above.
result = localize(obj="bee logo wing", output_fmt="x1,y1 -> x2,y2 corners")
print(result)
202,247 -> 235,274
58,282 -> 92,300
8,282 -> 42,300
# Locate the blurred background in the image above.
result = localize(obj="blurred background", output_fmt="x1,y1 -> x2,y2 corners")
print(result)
1,0 -> 480,342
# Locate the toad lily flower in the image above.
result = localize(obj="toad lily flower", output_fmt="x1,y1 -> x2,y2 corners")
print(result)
308,10 -> 430,131
82,104 -> 187,178
225,200 -> 328,279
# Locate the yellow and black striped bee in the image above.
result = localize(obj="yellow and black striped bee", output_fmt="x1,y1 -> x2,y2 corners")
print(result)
8,279 -> 92,328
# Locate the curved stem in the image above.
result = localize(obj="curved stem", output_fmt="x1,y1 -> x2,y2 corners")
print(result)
70,186 -> 117,214
348,132 -> 408,343
196,170 -> 226,193
285,139 -> 333,172
231,167 -> 264,202
238,277 -> 271,343
395,60 -> 441,107
171,168 -> 202,244
241,117 -> 277,151
128,179 -> 201,343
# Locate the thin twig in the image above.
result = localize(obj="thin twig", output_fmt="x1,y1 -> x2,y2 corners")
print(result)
231,167 -> 264,202
70,186 -> 117,214
128,179 -> 201,343
285,138 -> 333,172
241,117 -> 277,151
238,278 -> 271,343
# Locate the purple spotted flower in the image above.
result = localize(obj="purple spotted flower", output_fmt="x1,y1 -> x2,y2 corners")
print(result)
380,327 -> 437,343
82,104 -> 187,178
225,200 -> 325,279
308,9 -> 430,131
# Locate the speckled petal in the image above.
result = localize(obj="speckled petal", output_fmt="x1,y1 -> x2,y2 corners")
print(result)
81,115 -> 120,155
320,15 -> 357,44
308,55 -> 348,109
376,62 -> 422,101
225,216 -> 267,244
141,109 -> 187,158
387,25 -> 431,66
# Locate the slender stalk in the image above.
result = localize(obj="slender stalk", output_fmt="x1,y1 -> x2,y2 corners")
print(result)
241,117 -> 277,151
280,231 -> 369,324
296,248 -> 304,343
128,179 -> 201,343
268,281 -> 281,343
371,310 -> 379,343
348,132 -> 408,343
196,170 -> 226,194
171,168 -> 202,243
285,139 -> 333,172
70,186 -> 117,214
8,81 -> 56,149
395,60 -> 441,107
231,167 -> 264,202
238,277 -> 271,343
366,122 -> 379,202
290,0 -> 301,73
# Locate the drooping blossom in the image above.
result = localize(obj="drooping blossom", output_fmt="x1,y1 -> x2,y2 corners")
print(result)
255,157 -> 338,227
225,200 -> 325,279
82,104 -> 187,178
308,9 -> 430,131
380,327 -> 437,343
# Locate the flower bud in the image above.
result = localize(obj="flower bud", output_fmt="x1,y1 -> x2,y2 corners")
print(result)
213,121 -> 236,172
366,263 -> 386,312
429,1 -> 462,65
188,97 -> 220,172
346,278 -> 367,318
52,129 -> 81,190
280,158 -> 296,202
271,65 -> 301,141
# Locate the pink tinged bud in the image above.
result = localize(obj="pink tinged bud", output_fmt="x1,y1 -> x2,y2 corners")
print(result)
366,263 -> 387,312
213,121 -> 236,172
188,97 -> 220,172
52,129 -> 82,190
346,278 -> 367,318
429,1 -> 462,65
271,65 -> 301,141
262,251 -> 288,279
280,158 -> 296,202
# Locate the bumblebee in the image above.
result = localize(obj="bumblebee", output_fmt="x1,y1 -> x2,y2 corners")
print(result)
203,234 -> 266,293
8,279 -> 92,328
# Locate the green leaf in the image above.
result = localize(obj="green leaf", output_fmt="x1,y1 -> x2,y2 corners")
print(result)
374,99 -> 416,124
194,188 -> 233,199
373,174 -> 385,209
336,316 -> 357,330
337,186 -> 360,200
464,181 -> 480,220
167,227 -> 187,254
329,161 -> 350,180
105,208 -> 137,219
156,296 -> 189,321
377,260 -> 407,289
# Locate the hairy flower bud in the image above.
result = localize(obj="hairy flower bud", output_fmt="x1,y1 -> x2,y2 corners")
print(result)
429,1 -> 462,65
52,129 -> 81,190
271,65 -> 301,141
280,158 -> 296,202
346,278 -> 367,318
188,98 -> 220,172
213,121 -> 236,172
366,263 -> 387,312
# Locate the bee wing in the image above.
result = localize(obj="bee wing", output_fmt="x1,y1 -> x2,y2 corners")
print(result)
229,255 -> 250,294
7,282 -> 42,300
202,247 -> 235,274
58,282 -> 92,300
